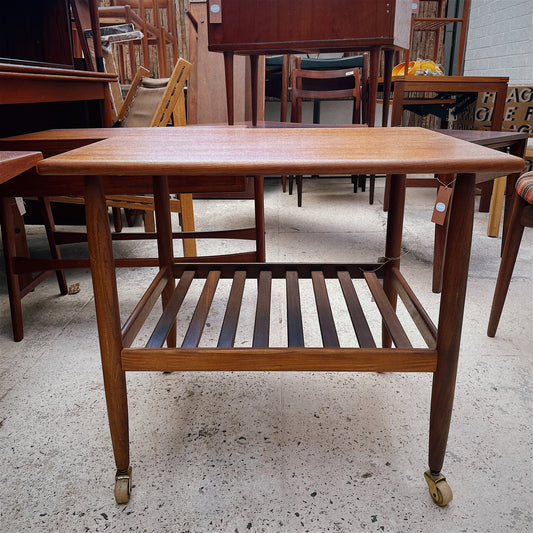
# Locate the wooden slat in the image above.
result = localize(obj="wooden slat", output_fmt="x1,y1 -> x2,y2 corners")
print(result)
122,347 -> 438,372
122,268 -> 169,348
311,271 -> 339,347
286,271 -> 304,347
218,270 -> 247,348
363,271 -> 412,349
172,262 -> 383,280
181,271 -> 221,348
391,267 -> 437,349
146,270 -> 195,348
252,270 -> 272,347
337,271 -> 376,348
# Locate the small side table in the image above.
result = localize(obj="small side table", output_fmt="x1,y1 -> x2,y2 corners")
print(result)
390,75 -> 509,131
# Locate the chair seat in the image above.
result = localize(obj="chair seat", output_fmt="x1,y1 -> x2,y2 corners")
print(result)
516,171 -> 533,204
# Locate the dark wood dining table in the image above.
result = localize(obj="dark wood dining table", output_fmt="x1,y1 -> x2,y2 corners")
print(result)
31,126 -> 523,505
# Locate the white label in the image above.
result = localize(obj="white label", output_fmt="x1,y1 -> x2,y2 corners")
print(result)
15,197 -> 26,215
210,4 -> 220,13
435,201 -> 446,213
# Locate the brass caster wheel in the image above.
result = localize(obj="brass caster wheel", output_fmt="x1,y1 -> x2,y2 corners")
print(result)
114,466 -> 132,504
424,470 -> 453,506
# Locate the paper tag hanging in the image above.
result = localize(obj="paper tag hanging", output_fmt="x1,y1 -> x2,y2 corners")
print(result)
15,197 -> 26,216
431,186 -> 452,225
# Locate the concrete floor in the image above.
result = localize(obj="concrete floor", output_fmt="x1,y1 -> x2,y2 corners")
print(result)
0,177 -> 531,532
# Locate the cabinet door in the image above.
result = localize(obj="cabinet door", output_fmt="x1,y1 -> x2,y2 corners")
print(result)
0,0 -> 74,69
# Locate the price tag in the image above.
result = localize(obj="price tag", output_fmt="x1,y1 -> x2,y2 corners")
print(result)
208,0 -> 222,23
15,197 -> 26,216
431,186 -> 452,225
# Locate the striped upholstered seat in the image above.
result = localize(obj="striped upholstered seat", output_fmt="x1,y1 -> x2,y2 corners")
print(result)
516,171 -> 533,205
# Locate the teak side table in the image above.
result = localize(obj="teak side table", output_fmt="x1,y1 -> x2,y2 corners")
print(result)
34,126 -> 523,505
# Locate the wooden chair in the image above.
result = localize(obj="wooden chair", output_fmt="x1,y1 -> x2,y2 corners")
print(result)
46,58 -> 193,245
98,0 -> 176,80
487,171 -> 533,337
403,0 -> 471,77
288,58 -> 363,207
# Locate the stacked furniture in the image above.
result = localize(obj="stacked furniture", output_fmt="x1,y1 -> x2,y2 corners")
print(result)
98,0 -> 179,80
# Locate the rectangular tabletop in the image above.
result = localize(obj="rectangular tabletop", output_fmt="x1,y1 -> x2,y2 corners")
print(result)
36,127 -> 524,178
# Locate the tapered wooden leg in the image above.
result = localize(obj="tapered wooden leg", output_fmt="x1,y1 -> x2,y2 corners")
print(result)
432,221 -> 447,294
38,198 -> 68,295
369,175 -> 375,205
84,176 -> 130,495
112,207 -> 123,232
296,175 -> 303,207
153,176 -> 176,347
487,193 -> 527,337
432,175 -> 455,294
1,197 -> 24,341
224,52 -> 235,125
382,174 -> 406,348
383,175 -> 391,211
382,49 -> 394,127
429,173 -> 475,475
367,46 -> 381,127
253,176 -> 265,262
178,193 -> 197,257
250,54 -> 259,127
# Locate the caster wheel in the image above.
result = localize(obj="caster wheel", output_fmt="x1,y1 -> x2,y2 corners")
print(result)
424,470 -> 453,506
114,466 -> 132,504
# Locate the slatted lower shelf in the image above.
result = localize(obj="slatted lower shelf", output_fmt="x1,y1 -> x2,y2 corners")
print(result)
121,263 -> 438,373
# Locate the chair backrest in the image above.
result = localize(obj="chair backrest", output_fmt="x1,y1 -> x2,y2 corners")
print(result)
290,65 -> 361,124
117,58 -> 191,127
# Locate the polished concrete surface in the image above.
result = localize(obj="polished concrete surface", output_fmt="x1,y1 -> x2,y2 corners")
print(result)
1,177 -> 531,532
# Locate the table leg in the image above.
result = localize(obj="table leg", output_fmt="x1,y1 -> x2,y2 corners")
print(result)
224,51 -> 235,125
0,197 -> 25,341
250,54 -> 259,127
382,173 -> 406,348
84,176 -> 131,503
253,175 -> 265,262
381,49 -> 394,127
487,176 -> 507,237
153,176 -> 176,347
427,172 -> 476,505
178,193 -> 197,257
432,173 -> 455,294
367,46 -> 381,127
501,138 -> 527,253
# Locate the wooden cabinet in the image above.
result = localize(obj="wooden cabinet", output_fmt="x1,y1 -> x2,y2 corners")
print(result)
207,0 -> 412,54
0,0 -> 74,69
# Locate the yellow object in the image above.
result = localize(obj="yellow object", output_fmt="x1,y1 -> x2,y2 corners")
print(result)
392,60 -> 443,76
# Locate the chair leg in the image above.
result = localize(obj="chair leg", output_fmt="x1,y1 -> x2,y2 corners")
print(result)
296,175 -> 303,207
39,198 -> 68,296
487,194 -> 526,337
369,174 -> 376,205
113,207 -> 123,232
143,211 -> 156,233
351,175 -> 358,193
178,193 -> 197,257
288,175 -> 294,195
281,175 -> 287,192
359,175 -> 366,192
